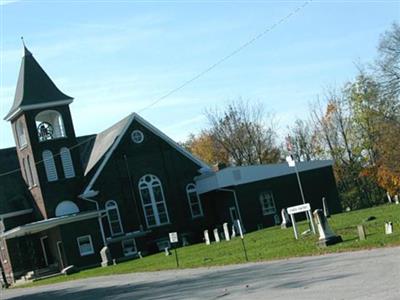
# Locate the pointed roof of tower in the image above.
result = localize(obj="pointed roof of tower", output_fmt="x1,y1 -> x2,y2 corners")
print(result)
4,42 -> 73,121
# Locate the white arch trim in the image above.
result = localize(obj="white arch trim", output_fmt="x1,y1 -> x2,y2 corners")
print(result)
55,201 -> 80,217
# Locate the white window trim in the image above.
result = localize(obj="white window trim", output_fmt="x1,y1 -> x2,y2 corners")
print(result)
122,239 -> 137,257
260,191 -> 277,216
138,174 -> 170,228
186,183 -> 203,218
105,200 -> 124,236
77,235 -> 94,256
131,130 -> 144,144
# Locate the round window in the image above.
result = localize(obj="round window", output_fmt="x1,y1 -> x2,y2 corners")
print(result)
131,130 -> 144,144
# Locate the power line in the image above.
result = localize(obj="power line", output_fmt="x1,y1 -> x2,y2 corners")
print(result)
0,0 -> 312,178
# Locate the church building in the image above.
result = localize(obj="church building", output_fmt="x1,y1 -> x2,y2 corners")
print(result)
0,46 -> 341,284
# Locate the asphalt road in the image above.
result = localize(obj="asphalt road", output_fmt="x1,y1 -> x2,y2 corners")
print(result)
2,247 -> 400,300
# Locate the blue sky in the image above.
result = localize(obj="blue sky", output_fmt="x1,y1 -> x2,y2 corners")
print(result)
0,0 -> 399,149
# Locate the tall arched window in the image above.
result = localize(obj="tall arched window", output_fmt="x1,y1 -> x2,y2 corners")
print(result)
16,119 -> 27,148
138,175 -> 169,228
22,157 -> 30,186
35,110 -> 66,142
105,200 -> 123,236
60,147 -> 75,178
27,155 -> 36,186
42,150 -> 58,182
186,183 -> 203,218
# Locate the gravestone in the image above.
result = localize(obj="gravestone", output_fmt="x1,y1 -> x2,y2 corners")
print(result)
231,225 -> 236,238
213,228 -> 220,242
280,208 -> 292,229
395,195 -> 399,205
204,230 -> 210,245
322,197 -> 330,218
274,214 -> 281,225
387,191 -> 392,203
385,222 -> 393,235
357,225 -> 366,240
223,223 -> 230,241
100,246 -> 112,267
313,209 -> 342,247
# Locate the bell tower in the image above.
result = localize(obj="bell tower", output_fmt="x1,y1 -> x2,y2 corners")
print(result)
4,43 -> 84,219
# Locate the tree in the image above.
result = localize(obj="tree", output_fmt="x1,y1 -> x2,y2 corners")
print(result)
375,22 -> 400,98
204,99 -> 280,166
183,131 -> 229,166
286,119 -> 323,161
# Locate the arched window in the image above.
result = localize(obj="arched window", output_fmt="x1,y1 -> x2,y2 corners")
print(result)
16,119 -> 27,148
27,155 -> 36,187
138,175 -> 169,228
35,110 -> 66,142
105,200 -> 123,236
42,150 -> 58,182
186,183 -> 203,218
55,201 -> 80,217
60,147 -> 75,178
22,157 -> 30,186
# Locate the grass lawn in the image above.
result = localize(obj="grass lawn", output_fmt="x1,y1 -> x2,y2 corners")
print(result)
16,203 -> 400,288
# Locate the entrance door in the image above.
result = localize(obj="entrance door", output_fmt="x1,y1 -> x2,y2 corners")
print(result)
40,236 -> 54,266
56,241 -> 66,270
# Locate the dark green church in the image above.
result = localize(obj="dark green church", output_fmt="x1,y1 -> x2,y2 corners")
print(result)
0,46 -> 341,284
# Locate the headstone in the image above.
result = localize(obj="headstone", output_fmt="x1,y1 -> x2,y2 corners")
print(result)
204,229 -> 210,245
165,247 -> 171,256
357,224 -> 366,240
313,209 -> 342,247
231,225 -> 236,238
280,208 -> 292,229
385,222 -> 393,235
223,223 -> 230,241
100,246 -> 112,267
322,197 -> 330,218
395,195 -> 399,205
387,191 -> 392,203
274,214 -> 281,225
213,228 -> 220,242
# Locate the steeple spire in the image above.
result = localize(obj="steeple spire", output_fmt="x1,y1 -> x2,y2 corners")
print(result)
4,41 -> 73,121
21,37 -> 32,57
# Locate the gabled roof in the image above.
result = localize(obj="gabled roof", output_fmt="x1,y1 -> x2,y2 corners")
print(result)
4,45 -> 73,121
84,114 -> 133,176
83,113 -> 209,194
195,160 -> 334,194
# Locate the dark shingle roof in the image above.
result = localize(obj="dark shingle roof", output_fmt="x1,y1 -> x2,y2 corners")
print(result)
0,147 -> 33,215
84,114 -> 133,176
4,46 -> 73,120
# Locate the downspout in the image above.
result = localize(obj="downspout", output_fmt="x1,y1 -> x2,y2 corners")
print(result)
78,192 -> 107,247
218,188 -> 245,232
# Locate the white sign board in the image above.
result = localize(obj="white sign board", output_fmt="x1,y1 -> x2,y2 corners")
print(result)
287,203 -> 311,215
169,232 -> 178,243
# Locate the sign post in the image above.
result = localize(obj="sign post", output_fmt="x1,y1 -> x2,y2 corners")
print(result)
169,232 -> 179,267
287,203 -> 315,239
236,220 -> 248,262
